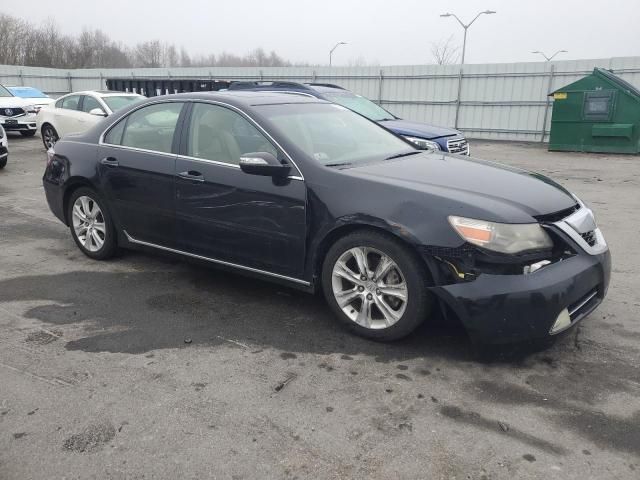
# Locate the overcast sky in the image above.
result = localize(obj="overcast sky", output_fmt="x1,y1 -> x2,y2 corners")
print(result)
4,0 -> 640,66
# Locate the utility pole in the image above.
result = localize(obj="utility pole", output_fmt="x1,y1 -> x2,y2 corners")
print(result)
440,10 -> 496,64
329,42 -> 347,66
532,50 -> 568,61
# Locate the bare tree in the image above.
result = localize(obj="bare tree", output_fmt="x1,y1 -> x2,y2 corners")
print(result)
431,35 -> 460,65
0,12 -> 298,69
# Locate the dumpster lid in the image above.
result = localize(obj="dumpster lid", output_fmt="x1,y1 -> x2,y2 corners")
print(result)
550,68 -> 640,101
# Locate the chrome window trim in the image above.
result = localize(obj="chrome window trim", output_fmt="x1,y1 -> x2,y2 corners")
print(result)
124,231 -> 310,286
175,154 -> 303,181
99,98 -> 305,180
100,143 -> 177,158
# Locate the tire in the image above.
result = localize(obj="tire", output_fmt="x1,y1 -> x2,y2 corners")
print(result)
321,230 -> 433,341
41,124 -> 59,150
20,130 -> 36,137
0,157 -> 6,169
67,187 -> 117,260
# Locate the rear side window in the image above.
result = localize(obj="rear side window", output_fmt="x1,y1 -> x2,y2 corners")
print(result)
104,102 -> 183,154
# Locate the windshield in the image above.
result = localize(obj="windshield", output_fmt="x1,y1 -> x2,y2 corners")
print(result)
102,95 -> 143,112
322,92 -> 395,122
8,86 -> 48,98
0,85 -> 14,98
258,103 -> 414,166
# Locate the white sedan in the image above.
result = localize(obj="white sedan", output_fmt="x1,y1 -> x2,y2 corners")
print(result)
0,124 -> 8,169
37,91 -> 144,150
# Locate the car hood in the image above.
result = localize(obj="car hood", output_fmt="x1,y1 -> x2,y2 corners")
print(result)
0,97 -> 32,108
341,152 -> 576,222
378,119 -> 461,139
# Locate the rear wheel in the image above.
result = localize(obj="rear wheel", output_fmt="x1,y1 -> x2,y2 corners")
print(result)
20,130 -> 36,137
41,124 -> 59,150
322,230 -> 432,341
67,187 -> 117,260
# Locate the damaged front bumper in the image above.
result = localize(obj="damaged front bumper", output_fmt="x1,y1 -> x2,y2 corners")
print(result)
426,204 -> 611,344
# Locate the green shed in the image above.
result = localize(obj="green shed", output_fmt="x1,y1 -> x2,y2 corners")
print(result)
548,68 -> 640,154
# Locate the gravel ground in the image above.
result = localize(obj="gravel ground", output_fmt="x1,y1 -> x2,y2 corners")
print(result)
1,134 -> 638,480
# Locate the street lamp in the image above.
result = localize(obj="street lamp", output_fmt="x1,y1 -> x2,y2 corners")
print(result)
532,50 -> 568,61
329,42 -> 347,66
440,10 -> 496,64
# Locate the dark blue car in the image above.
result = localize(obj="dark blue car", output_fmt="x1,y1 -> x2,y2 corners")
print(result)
227,82 -> 470,155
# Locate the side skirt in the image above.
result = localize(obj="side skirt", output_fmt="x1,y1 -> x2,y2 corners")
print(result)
122,230 -> 314,291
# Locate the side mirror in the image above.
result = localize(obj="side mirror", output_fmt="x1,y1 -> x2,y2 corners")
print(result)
239,152 -> 291,177
89,108 -> 107,117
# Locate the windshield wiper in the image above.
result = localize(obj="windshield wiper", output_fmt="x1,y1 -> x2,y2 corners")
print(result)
385,151 -> 421,160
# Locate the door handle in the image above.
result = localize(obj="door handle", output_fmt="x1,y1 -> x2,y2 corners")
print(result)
100,157 -> 119,167
177,170 -> 205,182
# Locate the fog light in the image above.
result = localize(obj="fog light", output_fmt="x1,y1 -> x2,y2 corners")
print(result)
549,308 -> 571,334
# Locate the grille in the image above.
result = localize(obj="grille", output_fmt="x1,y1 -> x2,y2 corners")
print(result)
581,230 -> 597,246
1,107 -> 25,117
447,137 -> 469,155
0,146 -> 7,157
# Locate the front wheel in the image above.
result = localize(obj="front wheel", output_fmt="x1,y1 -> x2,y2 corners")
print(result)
67,187 -> 117,260
0,157 -> 6,169
322,231 -> 432,341
20,130 -> 36,137
41,124 -> 59,150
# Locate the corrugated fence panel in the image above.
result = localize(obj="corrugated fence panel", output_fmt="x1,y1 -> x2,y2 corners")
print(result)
1,57 -> 639,141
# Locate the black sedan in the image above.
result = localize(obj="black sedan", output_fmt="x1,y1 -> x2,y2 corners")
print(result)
43,92 -> 611,344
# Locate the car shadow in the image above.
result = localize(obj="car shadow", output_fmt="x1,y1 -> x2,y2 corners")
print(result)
0,249 -> 554,363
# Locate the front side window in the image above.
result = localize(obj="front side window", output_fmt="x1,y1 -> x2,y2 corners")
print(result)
81,96 -> 102,113
186,103 -> 277,165
258,103 -> 411,166
60,95 -> 81,111
105,102 -> 183,154
322,92 -> 395,122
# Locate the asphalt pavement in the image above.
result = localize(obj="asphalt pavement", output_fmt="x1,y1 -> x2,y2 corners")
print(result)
1,134 -> 638,479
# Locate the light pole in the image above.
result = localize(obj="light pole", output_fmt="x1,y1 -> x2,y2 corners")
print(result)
532,50 -> 568,61
440,10 -> 496,64
329,42 -> 347,67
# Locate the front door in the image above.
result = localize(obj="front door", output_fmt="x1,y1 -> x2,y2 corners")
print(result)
175,102 -> 307,279
98,101 -> 186,247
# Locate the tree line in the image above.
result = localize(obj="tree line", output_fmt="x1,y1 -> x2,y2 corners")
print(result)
0,14 -> 294,69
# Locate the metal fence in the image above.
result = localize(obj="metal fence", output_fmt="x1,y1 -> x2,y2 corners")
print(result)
2,57 -> 639,142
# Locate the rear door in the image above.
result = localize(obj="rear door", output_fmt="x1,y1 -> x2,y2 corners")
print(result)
98,101 -> 186,247
175,102 -> 307,279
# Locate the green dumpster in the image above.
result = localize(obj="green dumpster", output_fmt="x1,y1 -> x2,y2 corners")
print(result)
548,68 -> 640,154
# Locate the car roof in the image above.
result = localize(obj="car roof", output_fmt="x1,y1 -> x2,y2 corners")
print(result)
152,91 -> 329,108
60,91 -> 143,97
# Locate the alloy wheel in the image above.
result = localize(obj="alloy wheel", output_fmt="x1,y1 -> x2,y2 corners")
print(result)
43,126 -> 58,150
331,247 -> 408,329
72,196 -> 106,252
